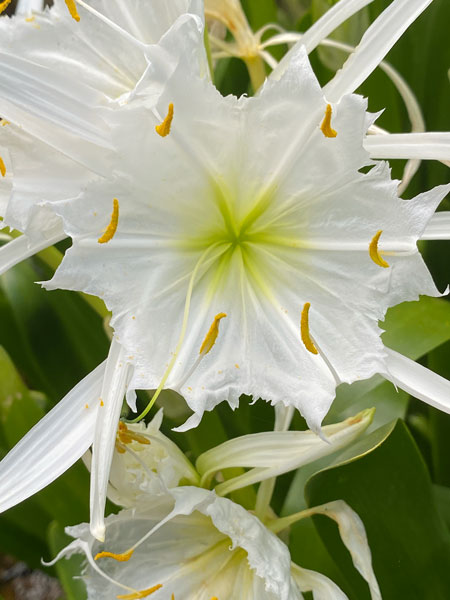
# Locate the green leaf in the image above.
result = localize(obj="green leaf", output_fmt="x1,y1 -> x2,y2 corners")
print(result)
47,521 -> 87,600
304,420 -> 450,599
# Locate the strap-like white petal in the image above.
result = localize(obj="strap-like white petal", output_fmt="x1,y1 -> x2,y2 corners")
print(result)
384,348 -> 450,413
90,338 -> 133,541
0,226 -> 66,276
0,360 -> 105,514
364,132 -> 450,161
310,501 -> 381,600
421,212 -> 450,240
325,0 -> 433,101
199,409 -> 373,495
291,563 -> 349,599
270,0 -> 375,81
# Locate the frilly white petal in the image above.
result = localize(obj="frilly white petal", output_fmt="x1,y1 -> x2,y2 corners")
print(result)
0,360 -> 105,513
384,348 -> 450,414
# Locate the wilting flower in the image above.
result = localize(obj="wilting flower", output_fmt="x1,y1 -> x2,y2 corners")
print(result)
46,413 -> 380,600
0,0 -> 449,541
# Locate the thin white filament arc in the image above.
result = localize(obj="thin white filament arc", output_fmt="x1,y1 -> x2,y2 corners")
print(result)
128,242 -> 227,423
0,227 -> 67,276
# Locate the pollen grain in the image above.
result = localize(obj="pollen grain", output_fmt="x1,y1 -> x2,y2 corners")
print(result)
95,549 -> 134,562
199,313 -> 227,356
369,230 -> 390,268
116,584 -> 163,599
300,302 -> 318,355
155,103 -> 174,137
64,0 -> 80,21
320,104 -> 337,138
98,198 -> 119,244
0,156 -> 6,177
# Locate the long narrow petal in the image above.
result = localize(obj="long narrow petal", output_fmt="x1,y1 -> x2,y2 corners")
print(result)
0,361 -> 105,513
308,501 -> 381,600
270,0 -> 375,81
364,132 -> 450,161
324,0 -> 433,102
0,226 -> 66,276
291,563 -> 349,599
200,409 -> 374,495
384,348 -> 450,413
421,212 -> 450,240
90,338 -> 133,542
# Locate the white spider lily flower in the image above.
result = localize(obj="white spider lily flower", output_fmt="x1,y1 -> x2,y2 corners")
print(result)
0,0 -> 204,274
196,408 -> 374,494
106,409 -> 200,507
39,0 -> 450,436
46,487 -> 380,600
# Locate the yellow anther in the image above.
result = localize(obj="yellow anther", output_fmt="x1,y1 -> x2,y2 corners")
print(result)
155,103 -> 174,137
300,302 -> 318,355
0,120 -> 9,127
199,313 -> 227,356
95,549 -> 134,562
0,157 -> 6,178
0,0 -> 12,15
117,584 -> 163,599
369,230 -> 390,268
98,198 -> 119,244
320,104 -> 337,138
117,421 -> 151,446
64,0 -> 80,22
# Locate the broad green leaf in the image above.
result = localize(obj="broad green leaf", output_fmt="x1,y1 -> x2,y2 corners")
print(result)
304,420 -> 450,598
242,0 -> 277,30
47,521 -> 87,600
0,257 -> 108,403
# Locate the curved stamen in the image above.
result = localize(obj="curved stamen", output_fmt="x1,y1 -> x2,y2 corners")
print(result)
0,156 -> 6,177
155,103 -> 174,138
320,104 -> 337,138
128,243 -> 226,423
300,302 -> 318,355
64,0 -> 80,22
98,198 -> 119,244
0,0 -> 12,15
369,230 -> 390,268
95,549 -> 134,562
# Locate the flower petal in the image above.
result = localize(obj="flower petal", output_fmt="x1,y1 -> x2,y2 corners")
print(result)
90,337 -> 134,541
421,212 -> 450,240
196,408 -> 374,493
0,360 -> 105,514
325,0 -> 433,102
384,347 -> 450,413
309,500 -> 381,600
0,226 -> 65,276
291,563 -> 348,600
270,0 -> 375,81
364,132 -> 450,161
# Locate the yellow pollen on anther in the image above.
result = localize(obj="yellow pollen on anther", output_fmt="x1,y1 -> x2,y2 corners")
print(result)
369,230 -> 390,268
155,103 -> 174,137
98,198 -> 119,244
95,548 -> 134,562
116,584 -> 163,599
0,156 -> 6,177
199,313 -> 227,356
100,400 -> 104,407
117,421 -> 151,446
0,0 -> 12,15
320,104 -> 337,138
0,120 -> 9,126
64,0 -> 80,21
300,302 -> 318,355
